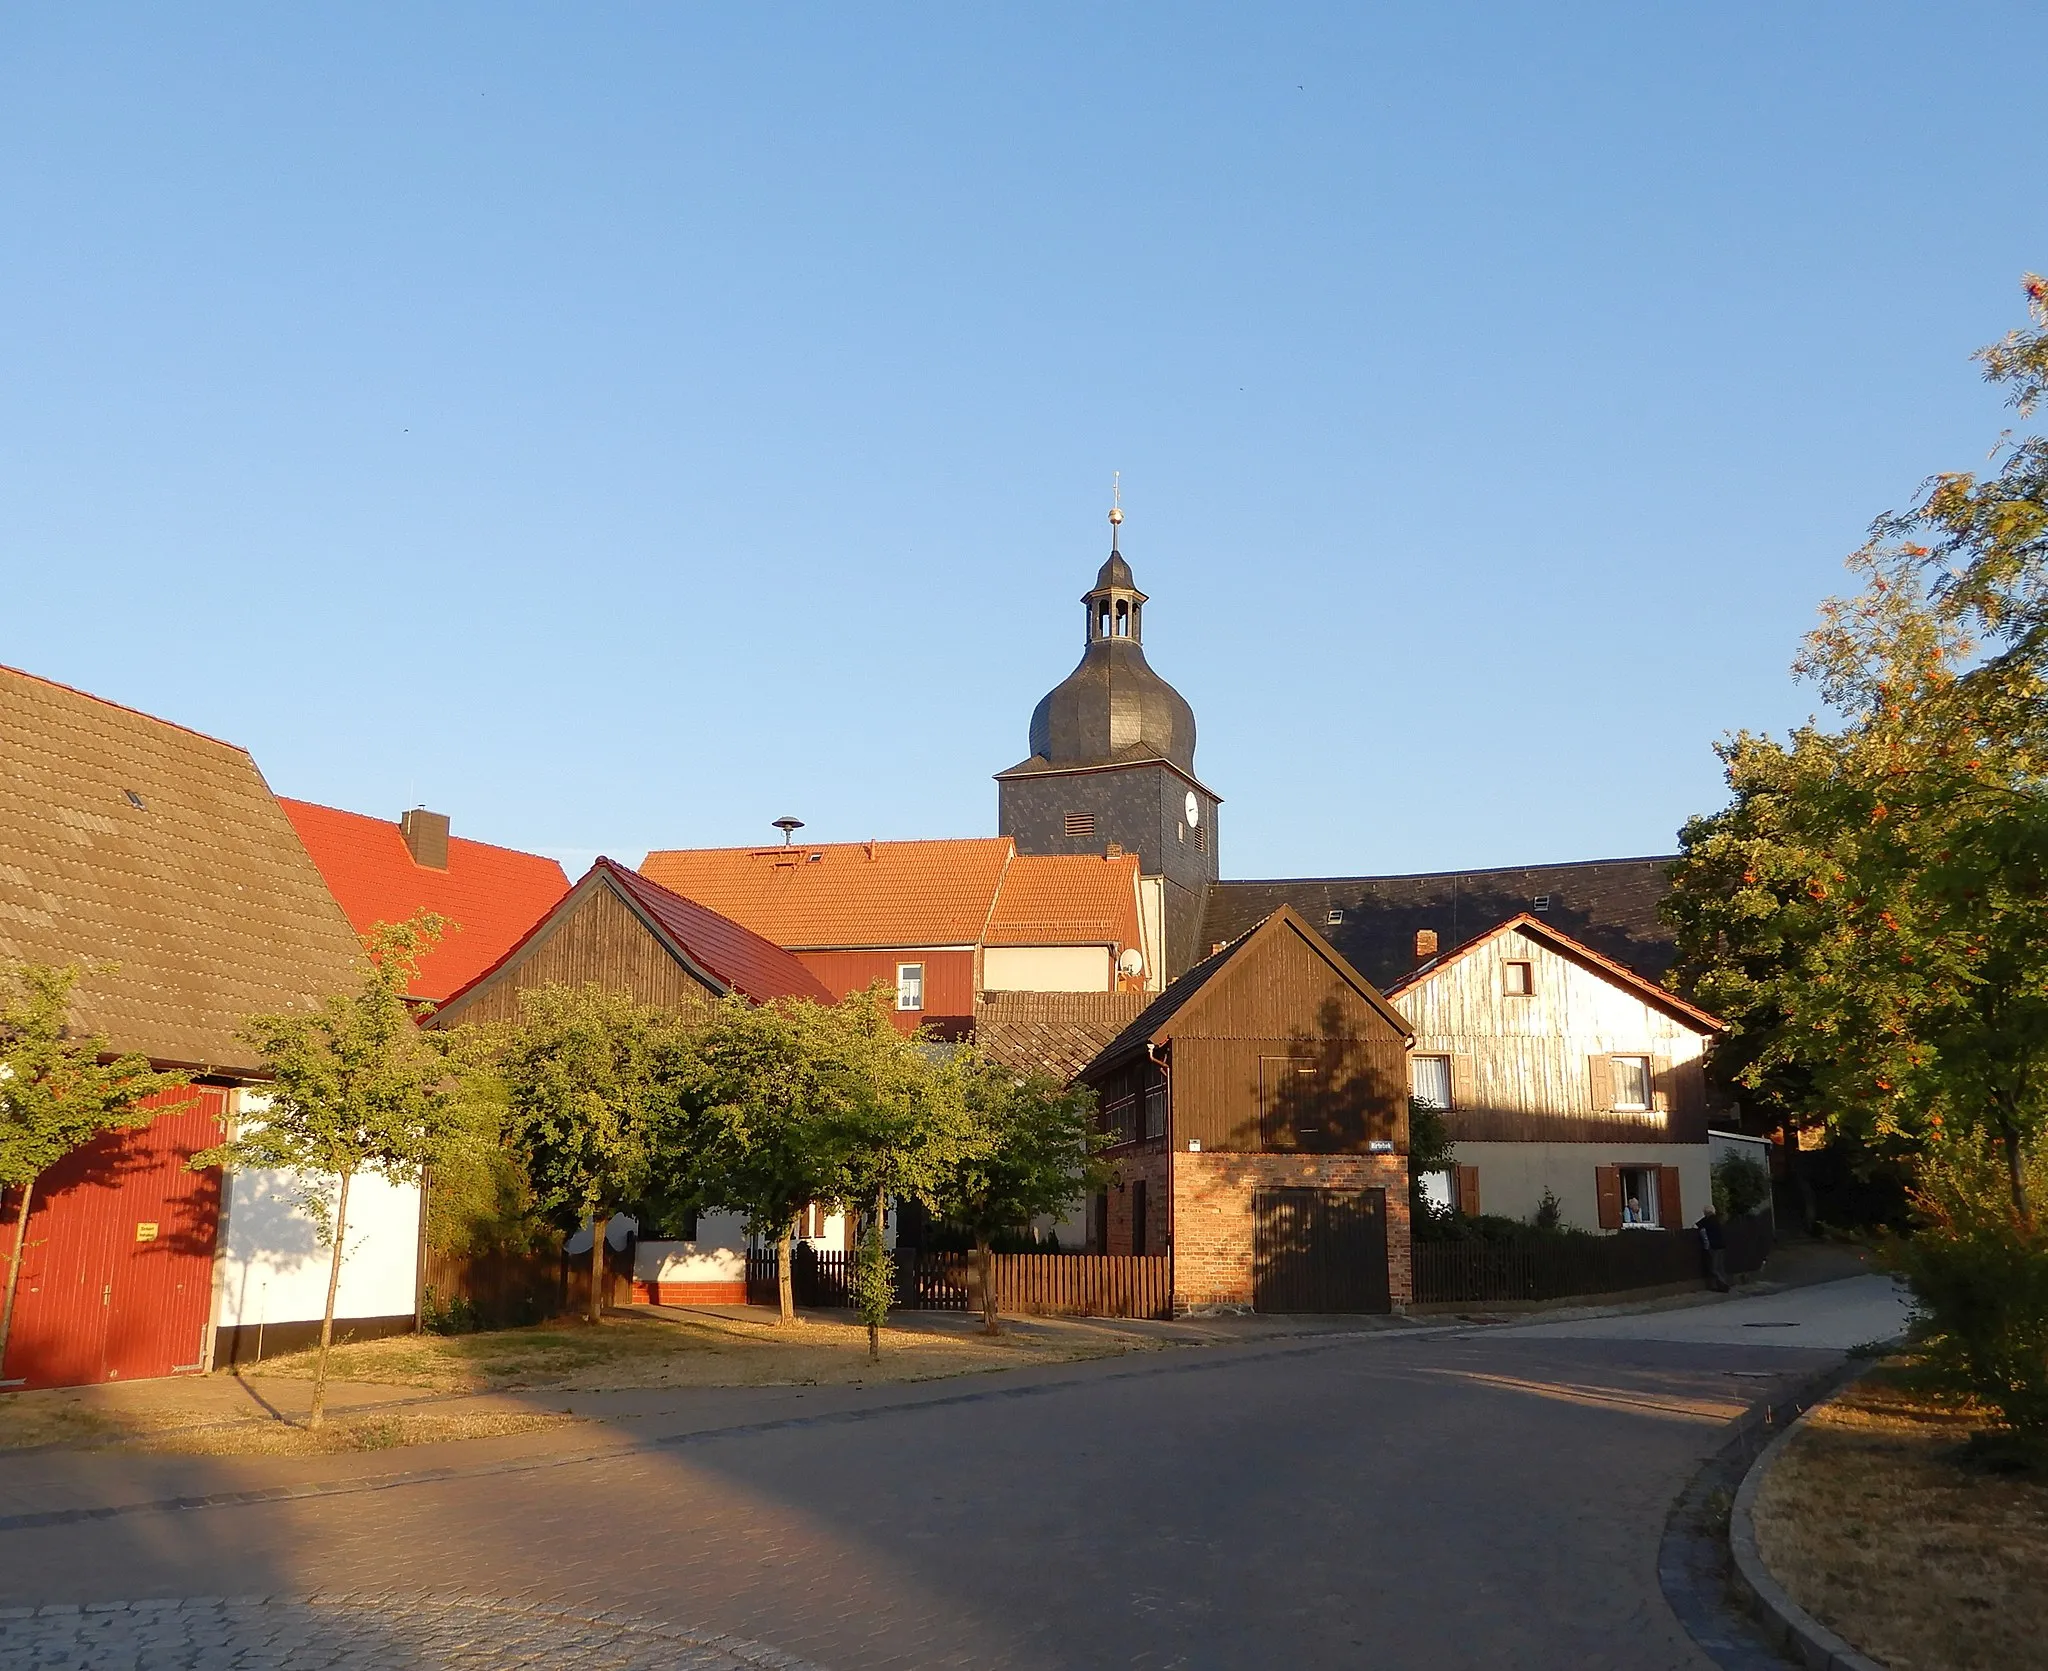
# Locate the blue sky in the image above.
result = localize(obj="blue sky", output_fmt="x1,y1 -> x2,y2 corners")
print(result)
4,5 -> 2043,879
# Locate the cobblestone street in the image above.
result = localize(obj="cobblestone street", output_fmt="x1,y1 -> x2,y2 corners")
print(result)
0,1300 -> 1877,1669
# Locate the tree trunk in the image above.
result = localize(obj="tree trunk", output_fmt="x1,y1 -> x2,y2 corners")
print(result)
978,1235 -> 999,1335
869,1185 -> 885,1363
0,1173 -> 39,1381
2002,1123 -> 2032,1225
309,1168 -> 352,1432
777,1218 -> 795,1325
587,1209 -> 606,1325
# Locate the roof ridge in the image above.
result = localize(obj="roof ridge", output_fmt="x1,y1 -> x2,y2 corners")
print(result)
1215,855 -> 1678,887
278,797 -> 562,866
0,661 -> 244,752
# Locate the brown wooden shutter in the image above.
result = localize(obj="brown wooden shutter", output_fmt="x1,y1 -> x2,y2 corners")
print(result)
1657,1165 -> 1683,1229
1450,1053 -> 1475,1112
1650,1055 -> 1673,1113
1456,1164 -> 1481,1217
1595,1164 -> 1622,1230
1671,1058 -> 1707,1139
1588,1054 -> 1614,1112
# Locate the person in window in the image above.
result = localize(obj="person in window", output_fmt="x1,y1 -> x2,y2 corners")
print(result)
1622,1197 -> 1642,1226
1697,1206 -> 1730,1291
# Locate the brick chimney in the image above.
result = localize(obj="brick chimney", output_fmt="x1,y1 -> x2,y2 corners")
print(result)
401,807 -> 450,870
1413,928 -> 1438,966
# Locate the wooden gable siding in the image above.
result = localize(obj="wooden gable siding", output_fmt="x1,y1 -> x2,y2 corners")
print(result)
1396,927 -> 1711,1143
439,881 -> 720,1026
1160,922 -> 1409,1156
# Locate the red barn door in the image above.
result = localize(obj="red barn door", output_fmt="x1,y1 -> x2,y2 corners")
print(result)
0,1087 -> 227,1390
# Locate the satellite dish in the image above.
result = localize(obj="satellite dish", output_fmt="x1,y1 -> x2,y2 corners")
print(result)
1118,947 -> 1145,979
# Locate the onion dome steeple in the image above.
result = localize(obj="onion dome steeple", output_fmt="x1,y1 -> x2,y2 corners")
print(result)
1024,499 -> 1199,775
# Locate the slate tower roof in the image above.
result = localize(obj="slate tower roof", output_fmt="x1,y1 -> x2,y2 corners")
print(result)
1009,532 -> 1199,779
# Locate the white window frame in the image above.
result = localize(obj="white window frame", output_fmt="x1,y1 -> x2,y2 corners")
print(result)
895,962 -> 924,1012
1611,1055 -> 1652,1112
1617,1164 -> 1661,1227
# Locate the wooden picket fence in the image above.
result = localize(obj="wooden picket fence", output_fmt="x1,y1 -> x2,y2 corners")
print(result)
745,1249 -> 1172,1320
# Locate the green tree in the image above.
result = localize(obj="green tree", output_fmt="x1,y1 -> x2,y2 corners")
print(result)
1406,1096 -> 1456,1232
0,962 -> 184,1378
498,982 -> 687,1324
937,1054 -> 1107,1334
820,990 -> 964,1361
679,995 -> 849,1324
1668,277 -> 2048,1226
195,915 -> 455,1429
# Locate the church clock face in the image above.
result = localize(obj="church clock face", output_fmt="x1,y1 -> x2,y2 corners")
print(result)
1184,791 -> 1200,828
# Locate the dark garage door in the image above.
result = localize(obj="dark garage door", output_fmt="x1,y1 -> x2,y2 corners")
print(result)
1253,1187 -> 1390,1314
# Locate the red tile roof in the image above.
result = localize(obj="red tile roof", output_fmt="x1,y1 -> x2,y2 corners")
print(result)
639,837 -> 1142,956
278,798 -> 570,1002
436,858 -> 832,1015
986,853 -> 1141,950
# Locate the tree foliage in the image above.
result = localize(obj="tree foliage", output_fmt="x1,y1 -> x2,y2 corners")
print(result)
195,915 -> 456,1426
1667,277 -> 2048,1224
496,981 -> 689,1324
0,961 -> 184,1377
936,1053 -> 1107,1333
679,995 -> 851,1324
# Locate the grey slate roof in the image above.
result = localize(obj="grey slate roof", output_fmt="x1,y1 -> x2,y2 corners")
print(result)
1200,856 -> 1677,990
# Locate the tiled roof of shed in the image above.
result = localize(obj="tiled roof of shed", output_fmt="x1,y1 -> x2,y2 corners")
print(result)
971,991 -> 1151,1083
438,859 -> 833,1014
279,799 -> 569,1002
0,664 -> 366,1074
1201,856 -> 1677,989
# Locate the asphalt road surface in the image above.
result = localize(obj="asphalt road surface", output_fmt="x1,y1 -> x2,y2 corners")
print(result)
0,1277 -> 1910,1670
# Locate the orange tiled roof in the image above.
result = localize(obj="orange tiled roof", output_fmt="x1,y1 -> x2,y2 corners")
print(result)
640,837 -> 1140,954
986,852 -> 1140,949
279,799 -> 570,1002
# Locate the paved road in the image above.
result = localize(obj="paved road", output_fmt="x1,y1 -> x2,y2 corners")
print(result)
0,1281 -> 1892,1670
1504,1272 -> 1914,1351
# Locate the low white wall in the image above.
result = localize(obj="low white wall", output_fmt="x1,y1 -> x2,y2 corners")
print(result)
634,1241 -> 746,1285
982,945 -> 1113,993
214,1166 -> 422,1329
1449,1141 -> 1712,1232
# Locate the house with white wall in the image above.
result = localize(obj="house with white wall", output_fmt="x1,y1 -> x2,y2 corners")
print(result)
1384,913 -> 1726,1233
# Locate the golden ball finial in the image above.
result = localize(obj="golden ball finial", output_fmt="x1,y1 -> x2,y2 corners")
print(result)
1108,506 -> 1123,526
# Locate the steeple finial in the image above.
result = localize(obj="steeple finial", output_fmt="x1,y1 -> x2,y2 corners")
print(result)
1108,472 -> 1123,551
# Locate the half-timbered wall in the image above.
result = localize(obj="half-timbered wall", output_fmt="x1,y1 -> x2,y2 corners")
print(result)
1395,927 -> 1711,1144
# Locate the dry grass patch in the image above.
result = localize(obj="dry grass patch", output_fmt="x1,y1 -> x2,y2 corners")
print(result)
1752,1363 -> 2048,1671
246,1309 -> 1150,1394
0,1386 -> 576,1456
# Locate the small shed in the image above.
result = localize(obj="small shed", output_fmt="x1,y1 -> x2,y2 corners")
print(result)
1077,905 -> 1414,1314
428,857 -> 832,1026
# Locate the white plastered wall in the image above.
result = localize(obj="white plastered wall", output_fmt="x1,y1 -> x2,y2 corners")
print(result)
211,1090 -> 422,1331
982,945 -> 1113,992
214,1166 -> 422,1329
1447,1141 -> 1712,1232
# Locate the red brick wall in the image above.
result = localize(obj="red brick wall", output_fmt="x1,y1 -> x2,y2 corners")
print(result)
1101,1147 -> 1172,1255
1170,1151 -> 1412,1314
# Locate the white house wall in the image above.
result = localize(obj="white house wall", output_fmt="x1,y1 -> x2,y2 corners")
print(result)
214,1166 -> 422,1330
982,945 -> 1114,992
1444,1141 -> 1711,1231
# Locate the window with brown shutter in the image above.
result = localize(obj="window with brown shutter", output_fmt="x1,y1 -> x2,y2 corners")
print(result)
1657,1166 -> 1683,1229
1450,1053 -> 1475,1111
1587,1054 -> 1615,1112
1456,1164 -> 1481,1217
1650,1054 -> 1673,1114
1595,1164 -> 1622,1229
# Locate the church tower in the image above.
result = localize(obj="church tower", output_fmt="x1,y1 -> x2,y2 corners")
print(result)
997,502 -> 1220,982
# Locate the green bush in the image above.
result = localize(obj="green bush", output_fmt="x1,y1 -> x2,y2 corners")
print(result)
1890,1142 -> 2048,1435
419,1284 -> 483,1336
1712,1152 -> 1772,1219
